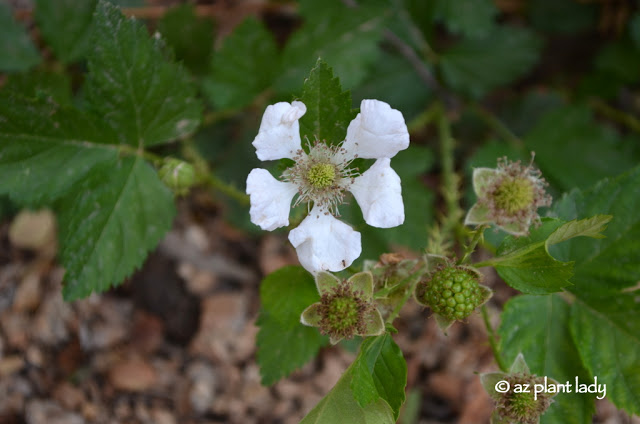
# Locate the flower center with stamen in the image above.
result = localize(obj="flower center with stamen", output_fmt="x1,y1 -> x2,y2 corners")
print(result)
282,140 -> 359,214
307,163 -> 336,189
493,177 -> 534,215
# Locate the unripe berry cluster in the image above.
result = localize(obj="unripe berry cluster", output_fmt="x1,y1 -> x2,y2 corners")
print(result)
415,266 -> 484,322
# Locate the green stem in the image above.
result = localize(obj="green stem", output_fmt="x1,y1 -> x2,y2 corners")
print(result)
436,104 -> 463,241
482,305 -> 508,372
117,144 -> 163,166
589,98 -> 640,134
201,173 -> 249,205
383,264 -> 428,325
182,139 -> 250,205
458,224 -> 489,264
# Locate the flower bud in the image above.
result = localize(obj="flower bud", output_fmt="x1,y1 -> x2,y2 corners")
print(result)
158,158 -> 196,195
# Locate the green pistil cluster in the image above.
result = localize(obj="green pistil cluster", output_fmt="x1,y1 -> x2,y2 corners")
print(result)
493,177 -> 534,215
319,282 -> 370,341
496,374 -> 554,424
307,163 -> 336,189
415,266 -> 484,322
324,296 -> 360,333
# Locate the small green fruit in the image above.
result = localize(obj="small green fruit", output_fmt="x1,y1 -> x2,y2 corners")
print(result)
415,266 -> 484,321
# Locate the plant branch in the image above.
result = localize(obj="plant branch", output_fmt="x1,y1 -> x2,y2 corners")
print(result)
182,140 -> 250,205
436,104 -> 464,243
458,224 -> 489,264
481,305 -> 508,372
383,264 -> 428,324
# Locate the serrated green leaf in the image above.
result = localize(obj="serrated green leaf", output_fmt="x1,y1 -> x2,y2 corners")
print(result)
157,4 -> 214,76
35,0 -> 97,63
352,334 -> 407,419
439,26 -> 542,98
301,334 -> 401,424
546,215 -> 612,245
570,293 -> 640,415
552,165 -> 640,294
0,3 -> 41,72
84,0 -> 202,147
203,17 -> 277,110
551,167 -> 640,416
499,295 -> 595,424
490,216 -> 610,294
298,59 -> 356,145
256,309 -> 327,386
433,0 -> 497,39
301,373 -> 395,424
256,266 -> 328,384
58,156 -> 175,300
3,69 -> 72,106
526,106 -> 640,192
276,0 -> 387,94
0,95 -> 118,206
492,219 -> 572,294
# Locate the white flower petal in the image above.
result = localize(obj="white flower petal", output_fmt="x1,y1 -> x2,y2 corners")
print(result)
342,99 -> 409,160
246,169 -> 297,231
350,158 -> 404,228
252,101 -> 306,161
288,206 -> 361,273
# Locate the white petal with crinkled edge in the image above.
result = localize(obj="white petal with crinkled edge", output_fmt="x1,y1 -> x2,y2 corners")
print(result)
342,99 -> 409,160
246,169 -> 297,231
252,101 -> 306,161
350,158 -> 404,228
288,206 -> 361,273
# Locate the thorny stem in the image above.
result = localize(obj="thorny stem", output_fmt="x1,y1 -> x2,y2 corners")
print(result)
383,263 -> 428,325
458,224 -> 489,265
436,103 -> 464,245
482,305 -> 508,372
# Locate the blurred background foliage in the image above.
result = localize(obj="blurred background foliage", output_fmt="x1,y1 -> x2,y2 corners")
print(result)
1,0 -> 639,264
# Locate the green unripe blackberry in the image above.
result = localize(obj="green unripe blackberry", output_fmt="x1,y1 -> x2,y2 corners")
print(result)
415,266 -> 483,321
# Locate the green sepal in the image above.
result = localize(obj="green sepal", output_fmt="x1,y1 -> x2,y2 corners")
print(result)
315,271 -> 341,295
348,271 -> 374,299
300,303 -> 322,327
